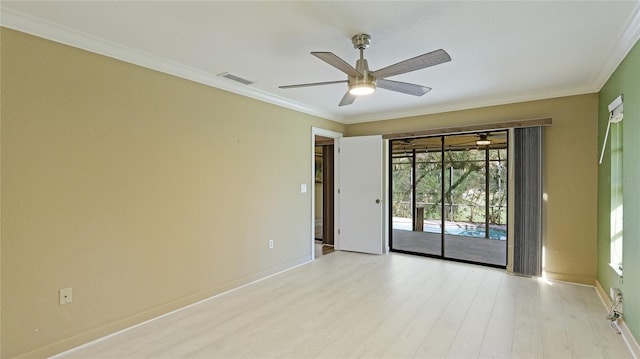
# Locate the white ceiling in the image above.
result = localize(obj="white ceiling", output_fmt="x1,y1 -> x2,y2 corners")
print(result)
2,1 -> 639,124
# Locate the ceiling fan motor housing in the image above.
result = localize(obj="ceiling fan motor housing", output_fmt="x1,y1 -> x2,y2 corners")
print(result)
349,56 -> 376,94
352,33 -> 371,49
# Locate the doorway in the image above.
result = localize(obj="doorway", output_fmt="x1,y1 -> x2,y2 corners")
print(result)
314,136 -> 335,257
389,131 -> 508,267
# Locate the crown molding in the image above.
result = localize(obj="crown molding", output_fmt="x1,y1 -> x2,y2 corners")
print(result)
2,3 -> 639,126
342,84 -> 597,124
592,1 -> 640,91
0,6 -> 344,123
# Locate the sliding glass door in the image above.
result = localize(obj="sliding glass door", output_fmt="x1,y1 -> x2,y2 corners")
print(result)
390,132 -> 507,267
414,140 -> 444,256
391,138 -> 443,256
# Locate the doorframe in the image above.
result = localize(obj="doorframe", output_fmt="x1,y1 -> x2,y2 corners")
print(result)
311,127 -> 343,260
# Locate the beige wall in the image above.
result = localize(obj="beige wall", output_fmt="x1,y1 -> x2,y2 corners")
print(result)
0,28 -> 345,358
348,94 -> 599,284
1,27 -> 600,358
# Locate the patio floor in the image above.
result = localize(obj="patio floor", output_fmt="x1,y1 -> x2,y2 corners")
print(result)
392,229 -> 507,266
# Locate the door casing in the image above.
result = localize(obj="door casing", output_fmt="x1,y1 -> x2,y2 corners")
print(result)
311,128 -> 342,259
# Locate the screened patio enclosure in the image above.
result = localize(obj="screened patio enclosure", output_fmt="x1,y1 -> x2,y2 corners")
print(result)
390,132 -> 508,267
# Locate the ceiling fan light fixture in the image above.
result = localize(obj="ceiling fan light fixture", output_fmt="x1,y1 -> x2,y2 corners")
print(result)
476,134 -> 491,146
280,34 -> 451,106
349,80 -> 376,96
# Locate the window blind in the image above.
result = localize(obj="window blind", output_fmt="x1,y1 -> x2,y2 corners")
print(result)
512,127 -> 543,277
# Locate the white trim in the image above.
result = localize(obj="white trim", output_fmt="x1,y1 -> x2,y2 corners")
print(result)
595,280 -> 640,359
594,1 -> 640,91
618,319 -> 640,359
310,128 -> 343,260
49,258 -> 312,359
382,139 -> 390,254
0,6 -> 342,123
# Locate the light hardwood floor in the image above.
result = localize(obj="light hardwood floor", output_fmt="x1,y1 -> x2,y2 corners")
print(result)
58,251 -> 631,358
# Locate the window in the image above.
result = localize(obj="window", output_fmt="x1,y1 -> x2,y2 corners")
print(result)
610,118 -> 623,276
600,95 -> 624,276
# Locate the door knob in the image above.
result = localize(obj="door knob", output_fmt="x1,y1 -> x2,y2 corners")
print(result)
375,199 -> 381,204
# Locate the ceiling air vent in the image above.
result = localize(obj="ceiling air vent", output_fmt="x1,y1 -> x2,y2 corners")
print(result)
217,72 -> 254,85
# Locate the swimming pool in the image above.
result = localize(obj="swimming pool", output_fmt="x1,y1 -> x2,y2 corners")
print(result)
394,220 -> 507,240
453,228 -> 506,240
425,223 -> 506,240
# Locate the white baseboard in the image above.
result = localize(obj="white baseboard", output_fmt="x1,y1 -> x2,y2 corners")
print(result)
595,280 -> 640,359
618,319 -> 640,359
48,255 -> 313,359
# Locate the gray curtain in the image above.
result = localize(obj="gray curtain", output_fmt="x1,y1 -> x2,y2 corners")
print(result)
513,127 -> 543,276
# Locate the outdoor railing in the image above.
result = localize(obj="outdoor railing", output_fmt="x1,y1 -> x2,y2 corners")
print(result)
392,200 -> 506,224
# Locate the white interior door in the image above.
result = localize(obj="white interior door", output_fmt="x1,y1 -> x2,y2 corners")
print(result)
337,135 -> 384,254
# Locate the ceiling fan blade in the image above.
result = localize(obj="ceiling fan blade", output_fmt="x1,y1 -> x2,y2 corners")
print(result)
376,79 -> 431,96
312,52 -> 362,77
338,91 -> 356,106
370,49 -> 451,79
279,80 -> 347,89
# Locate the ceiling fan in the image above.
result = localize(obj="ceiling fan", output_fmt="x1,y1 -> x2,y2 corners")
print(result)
455,133 -> 506,147
279,34 -> 451,106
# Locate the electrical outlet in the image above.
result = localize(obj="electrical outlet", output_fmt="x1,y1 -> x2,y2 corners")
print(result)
59,287 -> 72,305
269,240 -> 274,249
